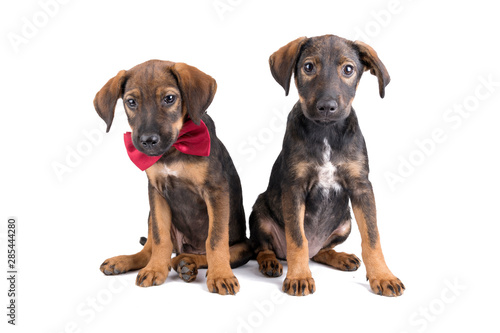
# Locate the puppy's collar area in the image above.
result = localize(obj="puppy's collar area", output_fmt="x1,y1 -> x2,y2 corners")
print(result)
123,119 -> 211,171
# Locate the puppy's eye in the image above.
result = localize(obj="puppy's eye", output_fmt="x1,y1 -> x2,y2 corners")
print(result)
304,62 -> 314,73
163,95 -> 176,104
343,65 -> 354,77
126,99 -> 137,108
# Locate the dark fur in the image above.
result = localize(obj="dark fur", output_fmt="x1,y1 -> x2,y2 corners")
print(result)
145,114 -> 247,253
250,35 -> 404,296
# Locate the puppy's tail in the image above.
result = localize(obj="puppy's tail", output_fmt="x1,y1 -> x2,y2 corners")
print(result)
139,237 -> 147,246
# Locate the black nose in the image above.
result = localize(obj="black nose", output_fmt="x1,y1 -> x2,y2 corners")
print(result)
316,98 -> 338,116
140,134 -> 160,149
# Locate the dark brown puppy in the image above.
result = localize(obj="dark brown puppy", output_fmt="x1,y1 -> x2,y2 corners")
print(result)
94,60 -> 251,295
250,35 -> 404,297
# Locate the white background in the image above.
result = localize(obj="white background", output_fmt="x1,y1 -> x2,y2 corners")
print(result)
1,0 -> 499,332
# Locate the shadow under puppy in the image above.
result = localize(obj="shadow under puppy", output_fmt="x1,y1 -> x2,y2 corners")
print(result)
94,60 -> 251,295
250,35 -> 405,296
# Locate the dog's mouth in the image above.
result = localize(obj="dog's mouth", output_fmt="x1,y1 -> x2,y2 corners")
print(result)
318,116 -> 336,123
305,106 -> 351,125
306,114 -> 341,125
140,148 -> 167,157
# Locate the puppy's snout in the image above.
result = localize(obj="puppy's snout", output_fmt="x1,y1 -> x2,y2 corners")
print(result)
140,134 -> 160,149
316,98 -> 338,116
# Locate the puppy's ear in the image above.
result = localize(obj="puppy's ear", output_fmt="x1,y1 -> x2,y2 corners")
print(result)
171,63 -> 217,125
93,70 -> 127,132
354,41 -> 390,98
269,36 -> 308,96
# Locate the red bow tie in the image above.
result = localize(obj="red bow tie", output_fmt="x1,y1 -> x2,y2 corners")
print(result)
124,119 -> 211,171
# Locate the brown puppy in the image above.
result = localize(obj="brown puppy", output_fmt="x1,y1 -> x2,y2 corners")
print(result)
94,60 -> 251,295
250,35 -> 404,296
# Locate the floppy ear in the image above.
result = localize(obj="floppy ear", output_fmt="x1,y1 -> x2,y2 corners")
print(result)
171,63 -> 217,125
269,36 -> 308,96
354,41 -> 390,98
93,70 -> 127,132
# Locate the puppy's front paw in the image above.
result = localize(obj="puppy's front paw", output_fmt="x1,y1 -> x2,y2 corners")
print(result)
175,258 -> 198,283
282,276 -> 316,296
332,252 -> 361,271
100,255 -> 134,275
368,273 -> 405,297
135,264 -> 170,287
206,275 -> 240,295
259,257 -> 283,277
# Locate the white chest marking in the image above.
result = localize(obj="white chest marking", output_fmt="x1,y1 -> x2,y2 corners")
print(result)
317,138 -> 342,193
162,165 -> 179,178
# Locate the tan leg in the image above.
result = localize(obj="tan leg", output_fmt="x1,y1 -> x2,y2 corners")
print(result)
312,248 -> 361,271
204,192 -> 240,295
282,194 -> 315,296
135,184 -> 173,287
351,184 -> 405,296
100,214 -> 153,275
